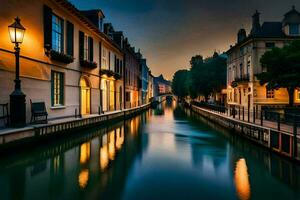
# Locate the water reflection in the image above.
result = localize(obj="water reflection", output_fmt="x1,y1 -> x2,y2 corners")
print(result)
234,158 -> 251,200
0,101 -> 299,200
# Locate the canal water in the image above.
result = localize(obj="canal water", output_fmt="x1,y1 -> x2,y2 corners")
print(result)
0,100 -> 300,200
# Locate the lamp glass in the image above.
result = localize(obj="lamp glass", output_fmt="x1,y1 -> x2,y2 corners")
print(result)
9,26 -> 25,44
8,18 -> 25,44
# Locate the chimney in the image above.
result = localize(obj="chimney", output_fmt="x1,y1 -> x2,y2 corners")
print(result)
251,10 -> 261,35
237,28 -> 247,43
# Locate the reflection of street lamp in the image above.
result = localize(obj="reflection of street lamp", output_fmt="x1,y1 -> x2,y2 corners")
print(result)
8,17 -> 26,127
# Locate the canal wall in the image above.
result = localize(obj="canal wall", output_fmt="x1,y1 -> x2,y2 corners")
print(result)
0,104 -> 151,151
190,105 -> 300,162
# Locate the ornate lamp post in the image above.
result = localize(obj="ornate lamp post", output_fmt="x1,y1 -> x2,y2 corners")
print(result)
8,17 -> 26,127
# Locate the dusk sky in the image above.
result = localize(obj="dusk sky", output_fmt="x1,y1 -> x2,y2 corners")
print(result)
71,0 -> 300,79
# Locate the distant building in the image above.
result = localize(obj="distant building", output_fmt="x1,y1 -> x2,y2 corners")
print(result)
226,7 -> 300,112
153,75 -> 172,96
148,73 -> 154,100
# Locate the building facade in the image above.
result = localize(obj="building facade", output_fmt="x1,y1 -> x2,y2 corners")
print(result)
123,40 -> 141,109
0,0 -> 148,124
226,7 -> 300,112
153,75 -> 172,97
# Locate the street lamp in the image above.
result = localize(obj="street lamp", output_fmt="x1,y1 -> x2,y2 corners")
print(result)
8,17 -> 26,127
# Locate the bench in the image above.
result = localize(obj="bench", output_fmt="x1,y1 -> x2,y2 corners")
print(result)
0,103 -> 9,127
30,100 -> 48,124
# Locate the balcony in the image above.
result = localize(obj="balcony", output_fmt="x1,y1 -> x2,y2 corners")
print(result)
231,74 -> 250,88
234,74 -> 250,83
80,60 -> 97,69
101,69 -> 121,80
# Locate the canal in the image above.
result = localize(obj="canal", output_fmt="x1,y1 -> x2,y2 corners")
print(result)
0,100 -> 300,200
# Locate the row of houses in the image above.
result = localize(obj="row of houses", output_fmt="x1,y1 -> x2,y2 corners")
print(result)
0,0 -> 157,125
224,6 -> 300,112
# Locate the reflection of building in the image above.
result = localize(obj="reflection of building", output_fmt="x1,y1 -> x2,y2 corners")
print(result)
226,7 -> 300,112
153,74 -> 172,97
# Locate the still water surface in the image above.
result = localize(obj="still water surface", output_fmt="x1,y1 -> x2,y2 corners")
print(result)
0,100 -> 300,200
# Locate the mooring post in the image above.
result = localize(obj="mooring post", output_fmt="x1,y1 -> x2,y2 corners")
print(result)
239,107 -> 241,120
75,108 -> 77,118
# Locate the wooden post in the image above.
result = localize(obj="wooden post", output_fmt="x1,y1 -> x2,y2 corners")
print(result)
243,107 -> 245,121
253,106 -> 256,123
277,113 -> 280,131
248,107 -> 250,122
239,107 -> 241,120
233,105 -> 236,118
261,110 -> 263,126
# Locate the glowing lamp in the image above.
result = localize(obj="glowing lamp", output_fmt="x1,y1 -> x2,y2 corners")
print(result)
8,17 -> 26,44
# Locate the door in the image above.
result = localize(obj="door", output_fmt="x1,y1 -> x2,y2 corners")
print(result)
80,77 -> 91,115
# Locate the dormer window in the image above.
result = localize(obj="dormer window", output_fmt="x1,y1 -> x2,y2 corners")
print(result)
289,23 -> 299,35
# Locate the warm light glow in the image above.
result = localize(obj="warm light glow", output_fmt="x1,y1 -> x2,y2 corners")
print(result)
116,128 -> 124,150
100,144 -> 109,171
108,131 -> 115,160
8,17 -> 25,44
78,169 -> 89,189
80,142 -> 91,164
53,155 -> 60,174
234,158 -> 251,200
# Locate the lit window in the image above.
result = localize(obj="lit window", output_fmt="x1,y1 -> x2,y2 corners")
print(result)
289,24 -> 299,35
266,88 -> 275,99
297,91 -> 300,100
52,14 -> 64,53
51,71 -> 64,106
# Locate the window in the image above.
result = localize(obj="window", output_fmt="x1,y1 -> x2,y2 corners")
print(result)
102,48 -> 108,69
51,71 -> 64,106
52,14 -> 64,53
266,88 -> 275,99
289,24 -> 299,35
126,92 -> 130,101
265,42 -> 275,48
297,90 -> 300,100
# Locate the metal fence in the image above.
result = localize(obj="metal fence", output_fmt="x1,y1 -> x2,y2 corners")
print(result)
192,101 -> 300,133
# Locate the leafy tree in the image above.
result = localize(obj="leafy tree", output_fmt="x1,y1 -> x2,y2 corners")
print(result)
189,53 -> 227,100
257,40 -> 300,106
172,70 -> 189,98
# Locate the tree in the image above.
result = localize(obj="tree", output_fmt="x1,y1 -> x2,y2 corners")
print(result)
189,53 -> 227,101
172,70 -> 189,98
257,40 -> 300,106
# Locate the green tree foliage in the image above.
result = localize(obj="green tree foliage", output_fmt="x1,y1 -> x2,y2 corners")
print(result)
172,53 -> 227,101
257,40 -> 300,106
189,53 -> 227,100
172,70 -> 189,98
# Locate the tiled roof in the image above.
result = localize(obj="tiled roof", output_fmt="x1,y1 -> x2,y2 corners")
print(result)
252,22 -> 285,38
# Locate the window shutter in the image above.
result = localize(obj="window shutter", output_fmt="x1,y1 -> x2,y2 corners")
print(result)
66,21 -> 74,56
60,73 -> 64,105
43,5 -> 52,49
51,71 -> 54,106
88,37 -> 93,62
61,18 -> 65,53
79,31 -> 84,61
